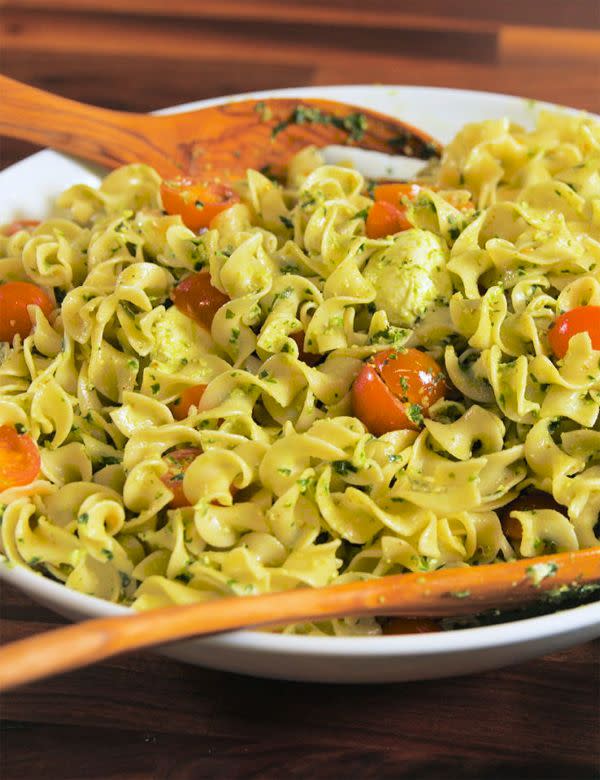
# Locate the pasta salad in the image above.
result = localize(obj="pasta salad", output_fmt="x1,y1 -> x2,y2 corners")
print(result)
1,110 -> 599,635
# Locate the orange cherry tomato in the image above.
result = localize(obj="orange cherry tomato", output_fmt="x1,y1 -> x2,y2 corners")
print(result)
171,271 -> 230,331
0,281 -> 54,343
0,425 -> 41,491
374,182 -> 473,213
171,384 -> 208,421
2,219 -> 40,236
365,201 -> 412,239
548,305 -> 600,358
497,490 -> 566,542
160,178 -> 240,232
161,447 -> 203,508
352,348 -> 446,436
382,617 -> 440,635
443,192 -> 475,212
290,331 -> 321,367
373,182 -> 424,205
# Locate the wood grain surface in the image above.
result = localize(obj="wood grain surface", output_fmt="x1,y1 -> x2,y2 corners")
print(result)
1,581 -> 599,780
1,2 -> 599,778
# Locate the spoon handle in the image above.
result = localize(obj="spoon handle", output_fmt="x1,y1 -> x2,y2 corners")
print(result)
0,75 -> 175,173
0,548 -> 598,691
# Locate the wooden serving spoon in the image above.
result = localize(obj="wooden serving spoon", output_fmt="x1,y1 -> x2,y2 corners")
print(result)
0,75 -> 441,181
0,547 -> 598,691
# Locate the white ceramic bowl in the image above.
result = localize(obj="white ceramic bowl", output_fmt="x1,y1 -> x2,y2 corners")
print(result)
1,85 -> 599,683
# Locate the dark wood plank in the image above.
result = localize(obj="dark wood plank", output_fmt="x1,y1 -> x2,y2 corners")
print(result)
6,0 -> 600,30
0,582 -> 598,780
2,723 -> 597,780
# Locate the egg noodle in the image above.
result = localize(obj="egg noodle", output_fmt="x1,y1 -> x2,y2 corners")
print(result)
1,111 -> 599,636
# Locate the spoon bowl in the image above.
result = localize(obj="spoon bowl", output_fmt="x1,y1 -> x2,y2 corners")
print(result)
0,75 -> 441,179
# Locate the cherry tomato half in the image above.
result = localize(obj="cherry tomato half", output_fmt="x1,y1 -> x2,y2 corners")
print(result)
170,384 -> 208,421
0,425 -> 41,491
161,447 -> 203,508
548,305 -> 600,359
497,490 -> 566,542
160,178 -> 240,232
171,271 -> 230,331
2,220 -> 40,236
382,617 -> 440,635
0,281 -> 54,343
161,447 -> 238,508
290,331 -> 321,367
373,181 -> 473,213
365,182 -> 422,239
365,201 -> 412,239
352,348 -> 446,436
373,182 -> 424,205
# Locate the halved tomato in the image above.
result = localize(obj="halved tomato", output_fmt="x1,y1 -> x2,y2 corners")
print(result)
0,425 -> 41,491
161,447 -> 238,508
352,348 -> 446,436
170,385 -> 208,421
497,490 -> 566,541
382,617 -> 440,635
548,305 -> 600,359
161,448 -> 203,508
0,281 -> 54,342
2,219 -> 40,236
365,200 -> 412,239
171,271 -> 230,331
160,178 -> 239,232
290,331 -> 321,367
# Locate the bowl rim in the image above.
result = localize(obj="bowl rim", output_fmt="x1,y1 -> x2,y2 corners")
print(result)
1,559 -> 599,655
1,83 -> 599,657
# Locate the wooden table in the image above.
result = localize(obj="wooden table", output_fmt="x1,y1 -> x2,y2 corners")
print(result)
1,3 -> 599,777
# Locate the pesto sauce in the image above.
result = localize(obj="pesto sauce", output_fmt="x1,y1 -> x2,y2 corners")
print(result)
270,105 -> 368,142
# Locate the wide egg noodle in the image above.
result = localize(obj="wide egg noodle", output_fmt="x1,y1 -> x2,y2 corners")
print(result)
1,110 -> 599,635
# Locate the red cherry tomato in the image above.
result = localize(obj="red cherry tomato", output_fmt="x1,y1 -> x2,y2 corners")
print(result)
383,617 -> 440,635
171,271 -> 230,331
352,362 -> 408,437
548,305 -> 600,358
161,447 -> 238,508
497,490 -> 566,541
0,281 -> 54,343
2,219 -> 40,236
290,331 -> 321,367
170,384 -> 207,421
160,178 -> 239,232
0,425 -> 41,491
365,201 -> 412,239
161,448 -> 203,508
352,348 -> 446,436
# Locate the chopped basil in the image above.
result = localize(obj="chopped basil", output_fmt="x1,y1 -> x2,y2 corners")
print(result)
271,105 -> 368,142
407,403 -> 424,425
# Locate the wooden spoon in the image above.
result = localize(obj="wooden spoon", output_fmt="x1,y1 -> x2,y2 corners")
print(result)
0,75 -> 441,180
0,547 -> 598,691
